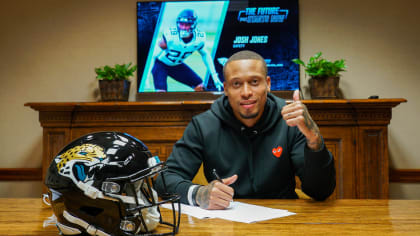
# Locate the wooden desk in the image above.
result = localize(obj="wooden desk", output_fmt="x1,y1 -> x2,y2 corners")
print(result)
1,198 -> 419,235
25,99 -> 406,198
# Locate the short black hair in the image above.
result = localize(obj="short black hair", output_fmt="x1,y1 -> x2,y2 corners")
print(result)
223,50 -> 267,78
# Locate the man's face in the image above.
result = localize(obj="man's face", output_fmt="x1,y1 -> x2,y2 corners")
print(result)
178,22 -> 193,38
223,59 -> 271,127
178,22 -> 192,31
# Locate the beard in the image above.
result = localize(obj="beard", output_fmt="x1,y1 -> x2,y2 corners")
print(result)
239,111 -> 259,119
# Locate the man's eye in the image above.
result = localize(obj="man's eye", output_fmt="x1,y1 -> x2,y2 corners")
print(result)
232,81 -> 241,87
251,79 -> 259,85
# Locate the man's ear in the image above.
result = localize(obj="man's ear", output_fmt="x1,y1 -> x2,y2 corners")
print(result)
266,76 -> 271,92
224,81 -> 228,95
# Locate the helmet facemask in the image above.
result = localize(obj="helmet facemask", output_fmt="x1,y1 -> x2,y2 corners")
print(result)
177,21 -> 195,39
107,162 -> 180,235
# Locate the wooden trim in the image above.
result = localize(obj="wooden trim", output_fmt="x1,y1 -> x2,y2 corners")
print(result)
24,98 -> 407,111
0,168 -> 42,181
389,169 -> 420,183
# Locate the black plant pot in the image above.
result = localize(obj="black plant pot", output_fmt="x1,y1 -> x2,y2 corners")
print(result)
99,80 -> 130,101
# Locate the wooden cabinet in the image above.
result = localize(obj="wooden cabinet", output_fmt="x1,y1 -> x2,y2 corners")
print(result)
26,98 -> 405,199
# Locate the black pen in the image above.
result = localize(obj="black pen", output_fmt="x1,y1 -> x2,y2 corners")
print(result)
212,169 -> 223,183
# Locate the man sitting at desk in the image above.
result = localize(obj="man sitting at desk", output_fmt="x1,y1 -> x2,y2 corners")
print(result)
155,50 -> 336,209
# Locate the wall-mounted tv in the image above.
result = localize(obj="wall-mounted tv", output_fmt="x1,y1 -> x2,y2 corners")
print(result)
137,0 -> 299,101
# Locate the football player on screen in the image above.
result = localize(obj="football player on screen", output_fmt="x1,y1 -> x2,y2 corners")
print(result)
152,9 -> 223,92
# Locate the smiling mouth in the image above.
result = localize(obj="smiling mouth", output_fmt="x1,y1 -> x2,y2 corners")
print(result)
241,99 -> 256,105
240,100 -> 256,109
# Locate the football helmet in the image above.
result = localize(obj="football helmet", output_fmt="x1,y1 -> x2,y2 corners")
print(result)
45,131 -> 180,236
176,9 -> 197,39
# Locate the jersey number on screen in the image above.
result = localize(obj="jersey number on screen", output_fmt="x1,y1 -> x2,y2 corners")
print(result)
165,50 -> 193,64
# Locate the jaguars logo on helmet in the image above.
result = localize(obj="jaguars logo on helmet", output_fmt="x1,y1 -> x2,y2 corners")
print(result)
55,143 -> 108,184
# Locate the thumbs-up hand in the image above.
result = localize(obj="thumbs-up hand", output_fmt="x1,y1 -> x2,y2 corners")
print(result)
281,90 -> 322,151
293,89 -> 301,102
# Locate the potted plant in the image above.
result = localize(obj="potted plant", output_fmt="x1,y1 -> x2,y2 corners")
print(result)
95,63 -> 137,101
292,52 -> 346,99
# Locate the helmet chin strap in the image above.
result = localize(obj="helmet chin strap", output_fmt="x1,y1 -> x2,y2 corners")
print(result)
179,30 -> 191,39
63,210 -> 110,236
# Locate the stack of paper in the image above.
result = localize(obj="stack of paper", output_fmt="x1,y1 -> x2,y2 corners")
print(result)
161,201 -> 295,223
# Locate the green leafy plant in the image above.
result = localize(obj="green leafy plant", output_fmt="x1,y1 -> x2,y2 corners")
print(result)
292,52 -> 346,78
95,62 -> 137,81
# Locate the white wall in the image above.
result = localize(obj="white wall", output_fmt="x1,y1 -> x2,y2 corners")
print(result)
0,0 -> 419,198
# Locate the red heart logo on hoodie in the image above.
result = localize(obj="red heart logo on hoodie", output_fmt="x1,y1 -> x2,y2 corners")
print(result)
272,146 -> 283,158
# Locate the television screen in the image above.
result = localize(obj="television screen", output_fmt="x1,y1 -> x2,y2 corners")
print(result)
137,0 -> 299,96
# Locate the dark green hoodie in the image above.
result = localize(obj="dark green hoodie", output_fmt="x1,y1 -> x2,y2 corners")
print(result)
155,93 -> 335,203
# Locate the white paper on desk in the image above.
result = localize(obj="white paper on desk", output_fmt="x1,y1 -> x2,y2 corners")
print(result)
161,202 -> 214,219
161,201 -> 295,223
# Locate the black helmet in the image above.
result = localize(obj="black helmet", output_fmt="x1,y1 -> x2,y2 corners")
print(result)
45,131 -> 180,235
176,9 -> 197,38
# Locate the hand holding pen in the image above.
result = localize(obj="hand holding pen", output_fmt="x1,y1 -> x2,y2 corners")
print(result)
194,169 -> 237,210
212,169 -> 235,209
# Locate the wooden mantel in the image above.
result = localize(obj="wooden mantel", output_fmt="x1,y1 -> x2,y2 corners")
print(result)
25,98 -> 406,199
